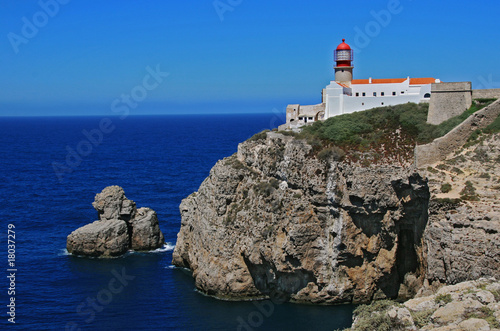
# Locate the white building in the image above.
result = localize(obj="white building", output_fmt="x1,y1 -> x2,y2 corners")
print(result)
324,76 -> 438,119
281,39 -> 440,129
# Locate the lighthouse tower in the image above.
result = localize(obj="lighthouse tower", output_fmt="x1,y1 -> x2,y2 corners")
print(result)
334,39 -> 353,83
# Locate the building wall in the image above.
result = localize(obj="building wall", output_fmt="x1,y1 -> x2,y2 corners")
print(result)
427,82 -> 472,125
325,79 -> 431,119
472,88 -> 500,99
334,66 -> 353,82
281,103 -> 325,130
286,104 -> 300,124
415,98 -> 500,167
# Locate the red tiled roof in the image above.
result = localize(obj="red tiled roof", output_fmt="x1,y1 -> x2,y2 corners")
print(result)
336,82 -> 350,88
409,77 -> 437,85
351,78 -> 436,85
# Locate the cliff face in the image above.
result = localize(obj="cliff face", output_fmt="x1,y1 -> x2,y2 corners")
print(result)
172,132 -> 430,303
422,132 -> 500,286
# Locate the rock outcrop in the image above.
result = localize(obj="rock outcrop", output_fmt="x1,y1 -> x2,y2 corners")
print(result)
67,186 -> 164,257
421,132 -> 500,285
172,132 -> 430,303
349,278 -> 500,330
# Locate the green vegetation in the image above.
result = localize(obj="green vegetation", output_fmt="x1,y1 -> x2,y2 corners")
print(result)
484,113 -> 500,134
472,148 -> 489,162
297,100 -> 494,153
464,111 -> 500,147
254,179 -> 280,197
490,289 -> 500,302
350,300 -> 410,331
435,293 -> 452,304
273,99 -> 497,164
426,166 -> 439,174
460,181 -> 480,201
446,154 -> 466,165
225,156 -> 246,170
249,130 -> 269,142
410,309 -> 435,328
440,183 -> 452,193
474,98 -> 497,106
317,146 -> 345,162
436,164 -> 449,171
479,172 -> 491,179
464,306 -> 500,329
279,130 -> 298,137
433,197 -> 462,205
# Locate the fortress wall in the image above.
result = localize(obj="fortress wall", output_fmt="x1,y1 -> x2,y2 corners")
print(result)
427,82 -> 472,125
472,88 -> 500,99
286,104 -> 300,123
415,98 -> 500,167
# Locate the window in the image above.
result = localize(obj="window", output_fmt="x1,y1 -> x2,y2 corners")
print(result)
381,102 -> 384,105
355,92 -> 359,97
392,91 -> 396,96
401,91 -> 405,94
373,92 -> 377,96
424,93 -> 431,98
381,92 -> 385,96
298,117 -> 303,120
362,92 -> 366,97
308,117 -> 313,121
362,103 -> 364,105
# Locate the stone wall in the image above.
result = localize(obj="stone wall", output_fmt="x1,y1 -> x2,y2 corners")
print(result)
427,82 -> 472,125
279,103 -> 325,131
415,98 -> 500,167
472,88 -> 500,99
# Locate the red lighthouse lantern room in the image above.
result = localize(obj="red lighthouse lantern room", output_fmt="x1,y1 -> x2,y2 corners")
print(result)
334,39 -> 353,67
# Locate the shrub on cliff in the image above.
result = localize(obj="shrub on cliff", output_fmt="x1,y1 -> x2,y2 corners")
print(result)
440,183 -> 452,193
460,181 -> 480,201
298,100 -> 497,152
249,130 -> 269,141
484,113 -> 500,134
317,146 -> 346,162
350,300 -> 411,331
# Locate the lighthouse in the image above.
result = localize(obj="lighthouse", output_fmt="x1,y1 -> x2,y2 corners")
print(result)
280,37 -> 440,130
334,39 -> 353,83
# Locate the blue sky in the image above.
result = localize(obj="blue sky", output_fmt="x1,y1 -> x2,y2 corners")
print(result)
1,0 -> 500,116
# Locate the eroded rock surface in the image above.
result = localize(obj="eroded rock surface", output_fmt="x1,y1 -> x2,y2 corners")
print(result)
67,186 -> 164,257
66,219 -> 129,257
130,207 -> 164,251
349,278 -> 500,330
172,132 -> 430,303
422,133 -> 500,285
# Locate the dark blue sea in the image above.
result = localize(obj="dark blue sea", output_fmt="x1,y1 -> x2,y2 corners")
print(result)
0,114 -> 354,330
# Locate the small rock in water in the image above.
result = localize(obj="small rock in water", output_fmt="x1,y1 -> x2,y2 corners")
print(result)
67,186 -> 164,258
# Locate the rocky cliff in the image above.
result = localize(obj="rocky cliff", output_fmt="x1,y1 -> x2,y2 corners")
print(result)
422,132 -> 500,287
349,278 -> 500,330
172,132 -> 431,303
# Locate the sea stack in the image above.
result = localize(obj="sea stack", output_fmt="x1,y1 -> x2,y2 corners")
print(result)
67,186 -> 164,257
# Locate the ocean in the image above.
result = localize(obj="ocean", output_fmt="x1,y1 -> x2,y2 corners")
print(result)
0,113 -> 354,330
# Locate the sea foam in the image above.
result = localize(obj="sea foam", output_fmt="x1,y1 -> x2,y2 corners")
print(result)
151,242 -> 176,253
